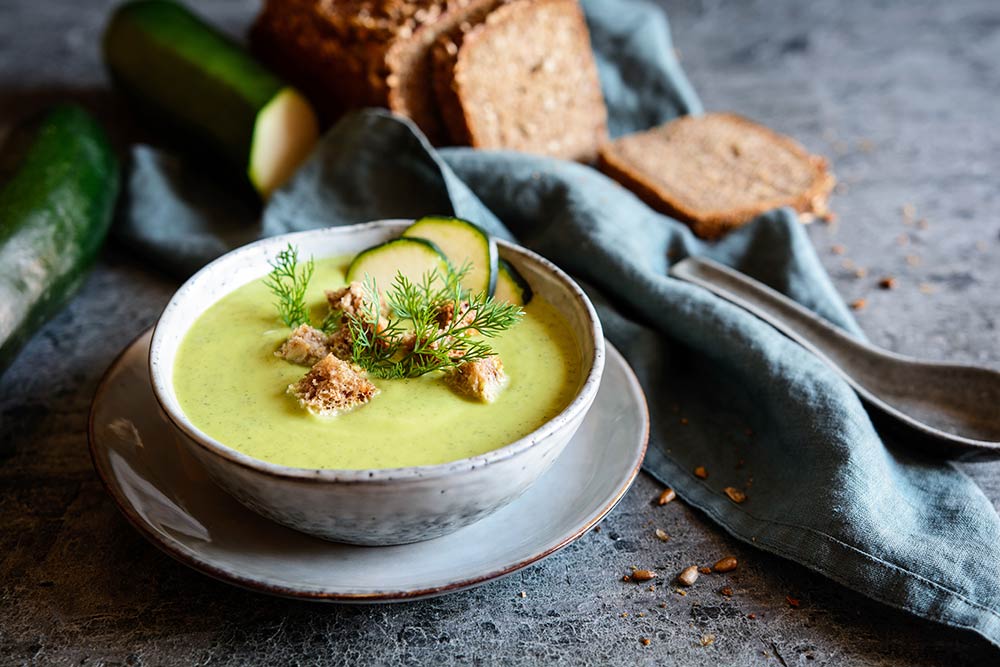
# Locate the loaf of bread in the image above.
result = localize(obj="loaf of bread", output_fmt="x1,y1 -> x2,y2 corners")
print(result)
598,113 -> 835,239
432,0 -> 608,161
250,0 -> 608,160
250,0 -> 504,145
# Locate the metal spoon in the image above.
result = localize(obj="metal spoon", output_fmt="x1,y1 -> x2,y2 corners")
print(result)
670,257 -> 1000,458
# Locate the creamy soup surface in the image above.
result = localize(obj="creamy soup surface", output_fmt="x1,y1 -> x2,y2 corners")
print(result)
173,256 -> 583,469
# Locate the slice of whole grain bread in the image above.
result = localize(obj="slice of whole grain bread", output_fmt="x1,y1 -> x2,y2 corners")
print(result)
250,0 -> 502,144
431,0 -> 608,161
598,113 -> 836,238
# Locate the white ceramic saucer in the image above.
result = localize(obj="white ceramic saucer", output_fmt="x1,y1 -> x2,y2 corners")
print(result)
89,329 -> 648,602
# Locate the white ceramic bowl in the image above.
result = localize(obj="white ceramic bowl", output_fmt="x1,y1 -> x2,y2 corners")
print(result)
149,220 -> 605,545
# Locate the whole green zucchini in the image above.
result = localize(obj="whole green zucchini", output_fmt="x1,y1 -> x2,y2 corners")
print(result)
0,105 -> 120,376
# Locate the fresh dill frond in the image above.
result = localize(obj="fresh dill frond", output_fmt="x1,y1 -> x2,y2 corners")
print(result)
264,244 -> 314,328
346,264 -> 524,379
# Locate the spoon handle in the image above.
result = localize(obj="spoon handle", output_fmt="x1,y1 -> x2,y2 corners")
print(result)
669,257 -> 871,371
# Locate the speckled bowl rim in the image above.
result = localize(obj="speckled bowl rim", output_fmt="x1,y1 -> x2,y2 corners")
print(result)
148,220 -> 605,484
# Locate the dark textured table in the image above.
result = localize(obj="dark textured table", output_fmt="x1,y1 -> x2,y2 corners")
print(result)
2,1 -> 998,664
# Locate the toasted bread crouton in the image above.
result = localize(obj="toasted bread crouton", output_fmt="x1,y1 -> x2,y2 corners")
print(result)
326,322 -> 355,360
448,356 -> 506,403
326,281 -> 369,316
435,300 -> 475,329
288,353 -> 379,416
275,324 -> 332,366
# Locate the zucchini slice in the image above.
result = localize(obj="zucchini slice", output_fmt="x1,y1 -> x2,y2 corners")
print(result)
402,216 -> 498,297
103,0 -> 318,198
345,238 -> 450,293
493,258 -> 534,306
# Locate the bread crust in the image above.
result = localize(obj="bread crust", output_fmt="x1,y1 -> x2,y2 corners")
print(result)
598,113 -> 835,239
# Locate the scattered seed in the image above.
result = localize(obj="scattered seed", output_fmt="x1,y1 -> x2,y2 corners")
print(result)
622,612 -> 629,617
631,569 -> 656,582
675,588 -> 687,596
655,529 -> 670,542
637,612 -> 646,617
640,638 -> 651,647
841,258 -> 856,270
906,254 -> 922,266
713,556 -> 739,573
859,139 -> 875,153
786,595 -> 801,608
678,566 -> 699,586
724,487 -> 746,504
901,203 -> 916,221
648,585 -> 656,592
694,466 -> 708,479
700,634 -> 716,647
659,602 -> 667,608
853,267 -> 868,278
878,276 -> 897,290
917,219 -> 929,230
520,591 -> 527,598
594,526 -> 601,533
919,283 -> 937,294
897,233 -> 910,246
831,244 -> 846,255
698,566 -> 712,575
850,298 -> 867,311
720,586 -> 734,597
748,613 -> 757,620
657,488 -> 676,506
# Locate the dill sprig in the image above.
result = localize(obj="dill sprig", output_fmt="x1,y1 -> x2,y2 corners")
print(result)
345,263 -> 524,379
264,244 -> 314,328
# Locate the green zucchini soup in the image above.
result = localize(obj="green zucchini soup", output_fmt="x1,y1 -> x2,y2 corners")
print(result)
173,256 -> 583,470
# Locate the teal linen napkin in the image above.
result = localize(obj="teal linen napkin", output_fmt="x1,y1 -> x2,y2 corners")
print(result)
115,0 -> 1000,648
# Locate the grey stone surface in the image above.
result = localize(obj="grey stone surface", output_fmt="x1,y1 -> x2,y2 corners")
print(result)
1,0 -> 998,664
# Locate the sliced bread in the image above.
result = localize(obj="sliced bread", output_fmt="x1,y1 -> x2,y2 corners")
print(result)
432,0 -> 608,161
250,0 -> 503,144
598,113 -> 835,238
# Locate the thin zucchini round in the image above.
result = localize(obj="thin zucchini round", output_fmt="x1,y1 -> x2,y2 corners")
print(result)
0,105 -> 120,375
493,258 -> 534,306
402,216 -> 498,297
345,238 -> 450,293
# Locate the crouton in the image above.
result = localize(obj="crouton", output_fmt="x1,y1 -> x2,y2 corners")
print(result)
435,300 -> 475,329
275,324 -> 331,366
287,353 -> 379,416
326,322 -> 355,360
448,356 -> 506,403
326,281 -> 371,316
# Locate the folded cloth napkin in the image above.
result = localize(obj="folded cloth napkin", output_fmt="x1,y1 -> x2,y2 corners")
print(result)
115,0 -> 1000,648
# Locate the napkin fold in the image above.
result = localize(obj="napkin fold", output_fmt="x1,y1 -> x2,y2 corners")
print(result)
115,0 -> 1000,648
